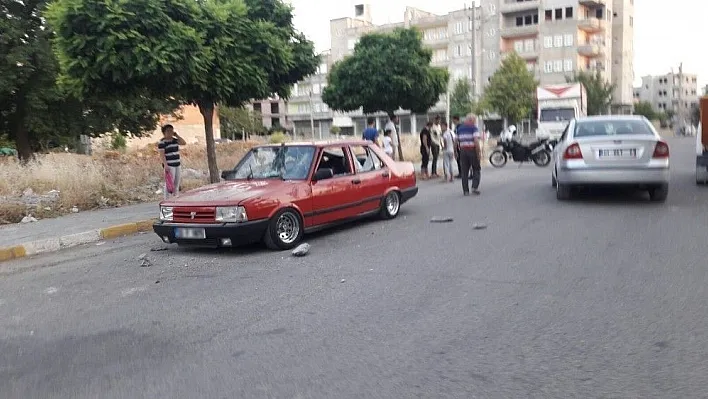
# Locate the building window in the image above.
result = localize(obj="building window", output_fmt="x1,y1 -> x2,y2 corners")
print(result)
544,61 -> 553,73
629,16 -> 633,26
271,117 -> 280,127
437,27 -> 448,38
514,41 -> 524,53
543,36 -> 553,48
533,14 -> 538,24
596,8 -> 603,19
524,39 -> 534,52
454,21 -> 464,35
545,10 -> 552,21
516,16 -> 523,26
564,59 -> 573,72
347,38 -> 357,50
312,84 -> 320,94
433,49 -> 447,62
454,45 -> 461,57
271,102 -> 279,114
554,35 -> 563,47
527,63 -> 535,72
565,7 -> 573,18
467,45 -> 472,56
564,34 -> 574,46
555,8 -> 562,19
318,63 -> 328,74
253,103 -> 262,113
553,60 -> 563,72
292,84 -> 299,96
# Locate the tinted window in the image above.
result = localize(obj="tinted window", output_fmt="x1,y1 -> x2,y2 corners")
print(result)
574,120 -> 654,138
540,108 -> 576,122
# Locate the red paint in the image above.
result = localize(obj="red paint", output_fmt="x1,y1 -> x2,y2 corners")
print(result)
160,140 -> 417,227
544,86 -> 572,97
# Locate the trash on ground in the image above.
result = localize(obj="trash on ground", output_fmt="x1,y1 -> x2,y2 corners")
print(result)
430,217 -> 454,223
20,215 -> 38,223
340,279 -> 346,283
472,223 -> 488,230
150,246 -> 169,252
292,243 -> 310,257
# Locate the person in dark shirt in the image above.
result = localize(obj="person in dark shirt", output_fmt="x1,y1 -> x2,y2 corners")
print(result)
419,121 -> 433,179
456,114 -> 482,196
362,117 -> 378,143
157,124 -> 187,198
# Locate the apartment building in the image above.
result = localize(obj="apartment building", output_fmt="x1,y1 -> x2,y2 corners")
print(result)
246,97 -> 288,130
634,67 -> 699,124
479,0 -> 634,113
286,52 -> 338,138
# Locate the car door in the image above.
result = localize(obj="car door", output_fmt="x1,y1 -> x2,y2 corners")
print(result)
309,146 -> 360,226
349,144 -> 388,213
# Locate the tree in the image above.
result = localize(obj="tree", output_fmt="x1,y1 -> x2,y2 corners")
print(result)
450,79 -> 474,118
567,71 -> 615,116
482,52 -> 537,125
48,0 -> 319,183
322,28 -> 448,160
219,106 -> 266,140
633,101 -> 656,120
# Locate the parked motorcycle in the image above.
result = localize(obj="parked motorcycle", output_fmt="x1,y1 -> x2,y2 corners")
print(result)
489,137 -> 552,168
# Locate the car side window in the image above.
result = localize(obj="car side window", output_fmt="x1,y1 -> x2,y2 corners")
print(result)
315,146 -> 353,178
350,145 -> 382,173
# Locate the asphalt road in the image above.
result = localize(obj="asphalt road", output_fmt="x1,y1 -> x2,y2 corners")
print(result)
2,136 -> 708,398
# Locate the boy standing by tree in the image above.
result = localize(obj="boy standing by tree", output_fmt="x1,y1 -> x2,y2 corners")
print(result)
362,117 -> 378,143
158,124 -> 187,198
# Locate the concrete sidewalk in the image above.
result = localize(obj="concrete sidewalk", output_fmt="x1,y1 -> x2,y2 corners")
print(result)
0,202 -> 159,263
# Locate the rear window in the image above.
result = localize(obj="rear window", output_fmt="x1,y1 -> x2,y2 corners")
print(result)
574,119 -> 654,138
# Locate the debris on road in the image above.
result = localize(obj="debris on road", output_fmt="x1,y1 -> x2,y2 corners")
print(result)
150,246 -> 169,252
70,206 -> 79,213
138,253 -> 151,267
21,215 -> 38,223
292,243 -> 310,257
340,279 -> 346,283
430,217 -> 454,223
472,223 -> 488,230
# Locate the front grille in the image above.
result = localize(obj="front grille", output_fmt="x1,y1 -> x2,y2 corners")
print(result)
173,207 -> 216,223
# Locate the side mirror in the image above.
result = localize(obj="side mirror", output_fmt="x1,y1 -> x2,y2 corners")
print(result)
312,168 -> 334,182
220,170 -> 233,180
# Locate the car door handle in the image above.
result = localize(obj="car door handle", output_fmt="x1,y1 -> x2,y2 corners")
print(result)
381,171 -> 390,177
352,179 -> 361,184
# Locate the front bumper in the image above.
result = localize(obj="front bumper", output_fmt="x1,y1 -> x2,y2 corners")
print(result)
153,219 -> 269,247
558,165 -> 669,185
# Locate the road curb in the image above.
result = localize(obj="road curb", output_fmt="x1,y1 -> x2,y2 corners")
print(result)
0,218 -> 157,264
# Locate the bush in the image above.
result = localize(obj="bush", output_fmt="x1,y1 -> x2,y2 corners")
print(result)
330,125 -> 341,135
269,132 -> 288,143
110,133 -> 127,150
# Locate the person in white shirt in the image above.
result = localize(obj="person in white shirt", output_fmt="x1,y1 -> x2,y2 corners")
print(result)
430,115 -> 443,177
384,115 -> 399,160
441,121 -> 456,182
382,129 -> 394,158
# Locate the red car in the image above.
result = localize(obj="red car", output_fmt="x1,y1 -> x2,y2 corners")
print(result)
153,140 -> 418,250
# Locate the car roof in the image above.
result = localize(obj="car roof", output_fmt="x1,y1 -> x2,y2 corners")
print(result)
575,115 -> 648,122
256,139 -> 371,148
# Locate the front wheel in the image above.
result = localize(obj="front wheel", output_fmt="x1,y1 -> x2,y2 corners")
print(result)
532,150 -> 551,167
489,150 -> 507,168
263,208 -> 304,250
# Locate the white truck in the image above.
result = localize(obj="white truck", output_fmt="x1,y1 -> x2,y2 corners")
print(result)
536,83 -> 587,140
696,97 -> 708,184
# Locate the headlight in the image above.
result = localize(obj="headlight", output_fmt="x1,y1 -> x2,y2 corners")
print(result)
215,206 -> 248,222
160,206 -> 173,221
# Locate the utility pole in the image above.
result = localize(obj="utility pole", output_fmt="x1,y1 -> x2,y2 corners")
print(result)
309,91 -> 315,140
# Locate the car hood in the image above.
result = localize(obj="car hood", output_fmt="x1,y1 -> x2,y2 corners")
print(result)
161,180 -> 284,206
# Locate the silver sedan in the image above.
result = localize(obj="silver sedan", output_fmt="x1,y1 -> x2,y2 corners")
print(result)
551,116 -> 670,202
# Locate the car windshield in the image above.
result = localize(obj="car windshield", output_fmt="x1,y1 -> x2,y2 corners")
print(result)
540,108 -> 576,122
574,119 -> 654,138
229,146 -> 315,180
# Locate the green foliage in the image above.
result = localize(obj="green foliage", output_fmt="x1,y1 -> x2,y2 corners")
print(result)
482,52 -> 537,124
450,79 -> 474,118
48,0 -> 319,182
633,101 -> 656,120
110,133 -> 127,151
322,28 -> 448,115
219,106 -> 266,139
330,125 -> 341,135
566,70 -> 615,116
269,131 -> 288,143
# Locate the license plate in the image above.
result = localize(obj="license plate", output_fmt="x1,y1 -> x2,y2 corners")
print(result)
598,149 -> 636,158
174,228 -> 206,239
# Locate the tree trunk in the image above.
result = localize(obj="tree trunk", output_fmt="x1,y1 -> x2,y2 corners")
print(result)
389,112 -> 404,161
198,101 -> 220,183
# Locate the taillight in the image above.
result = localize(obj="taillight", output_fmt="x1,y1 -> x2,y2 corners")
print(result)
652,141 -> 669,158
563,143 -> 583,160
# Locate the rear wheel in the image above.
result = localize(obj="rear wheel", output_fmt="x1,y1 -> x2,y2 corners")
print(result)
556,183 -> 572,201
551,172 -> 557,188
380,191 -> 401,219
489,150 -> 507,168
263,208 -> 304,250
648,184 -> 669,202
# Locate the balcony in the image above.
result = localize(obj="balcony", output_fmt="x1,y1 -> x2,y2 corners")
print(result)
577,44 -> 604,57
500,0 -> 540,14
504,48 -> 539,60
578,0 -> 606,7
500,25 -> 539,39
578,18 -> 606,33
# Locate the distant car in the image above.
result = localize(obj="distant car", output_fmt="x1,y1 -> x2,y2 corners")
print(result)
153,140 -> 419,250
551,115 -> 670,202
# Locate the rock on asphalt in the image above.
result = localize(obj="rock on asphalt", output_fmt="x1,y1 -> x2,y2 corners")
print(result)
0,137 -> 707,398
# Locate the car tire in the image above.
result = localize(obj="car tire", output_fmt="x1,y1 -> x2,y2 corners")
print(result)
380,191 -> 401,219
263,208 -> 304,250
556,183 -> 572,201
649,184 -> 669,202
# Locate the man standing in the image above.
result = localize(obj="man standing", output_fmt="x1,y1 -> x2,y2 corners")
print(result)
451,115 -> 463,179
362,117 -> 378,143
385,115 -> 399,160
430,115 -> 442,177
456,114 -> 482,196
158,124 -> 187,199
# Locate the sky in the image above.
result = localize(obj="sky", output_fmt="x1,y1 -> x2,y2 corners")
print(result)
288,0 -> 707,89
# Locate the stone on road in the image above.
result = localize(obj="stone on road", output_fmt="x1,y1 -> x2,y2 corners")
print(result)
291,243 -> 310,257
0,136 -> 706,398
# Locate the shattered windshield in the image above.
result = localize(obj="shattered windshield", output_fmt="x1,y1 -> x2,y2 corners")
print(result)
229,146 -> 316,180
